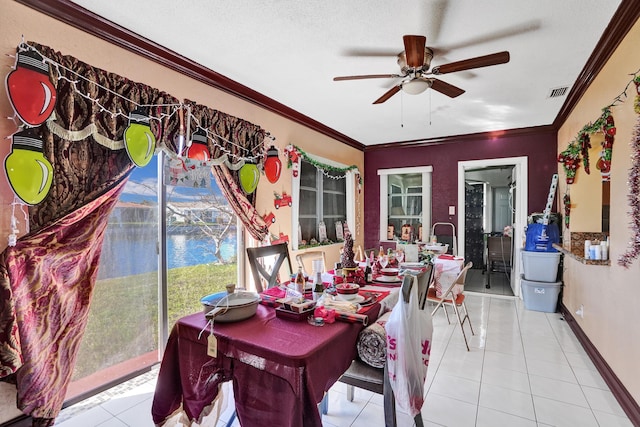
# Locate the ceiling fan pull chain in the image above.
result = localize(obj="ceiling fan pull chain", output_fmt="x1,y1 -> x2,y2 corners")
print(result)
400,91 -> 404,128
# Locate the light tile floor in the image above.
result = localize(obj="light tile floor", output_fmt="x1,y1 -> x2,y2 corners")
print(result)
53,294 -> 633,426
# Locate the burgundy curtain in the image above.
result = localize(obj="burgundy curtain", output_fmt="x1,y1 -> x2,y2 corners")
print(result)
0,43 -> 178,422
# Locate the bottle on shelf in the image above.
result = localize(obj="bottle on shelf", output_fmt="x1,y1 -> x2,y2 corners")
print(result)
294,266 -> 305,294
378,246 -> 385,258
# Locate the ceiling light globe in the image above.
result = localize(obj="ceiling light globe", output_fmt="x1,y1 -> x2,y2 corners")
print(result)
402,78 -> 432,95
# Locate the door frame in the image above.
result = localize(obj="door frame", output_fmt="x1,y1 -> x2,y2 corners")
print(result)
457,157 -> 528,297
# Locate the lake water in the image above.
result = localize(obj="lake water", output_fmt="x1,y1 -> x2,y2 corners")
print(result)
97,224 -> 237,280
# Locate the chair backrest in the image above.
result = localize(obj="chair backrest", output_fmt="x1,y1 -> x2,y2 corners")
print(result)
434,261 -> 473,302
295,250 -> 327,275
455,261 -> 473,288
246,243 -> 293,293
401,263 -> 434,310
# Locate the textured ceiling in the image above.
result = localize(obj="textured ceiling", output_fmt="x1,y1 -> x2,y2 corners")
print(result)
69,0 -> 623,146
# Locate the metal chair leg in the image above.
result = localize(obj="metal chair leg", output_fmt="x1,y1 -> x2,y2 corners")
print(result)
347,384 -> 354,401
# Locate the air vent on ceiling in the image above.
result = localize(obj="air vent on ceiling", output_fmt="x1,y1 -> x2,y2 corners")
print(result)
548,86 -> 569,98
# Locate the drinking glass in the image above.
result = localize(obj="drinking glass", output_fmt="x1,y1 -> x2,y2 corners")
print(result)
379,255 -> 389,269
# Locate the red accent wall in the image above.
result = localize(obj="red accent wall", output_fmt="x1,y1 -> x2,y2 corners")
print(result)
363,129 -> 558,250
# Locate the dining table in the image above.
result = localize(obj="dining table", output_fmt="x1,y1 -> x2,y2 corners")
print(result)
151,286 -> 385,427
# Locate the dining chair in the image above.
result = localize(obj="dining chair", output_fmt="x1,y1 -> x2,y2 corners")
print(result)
246,242 -> 293,293
336,264 -> 433,427
427,261 -> 475,350
295,250 -> 327,275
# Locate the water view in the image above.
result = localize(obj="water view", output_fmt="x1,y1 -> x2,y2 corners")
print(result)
97,225 -> 237,280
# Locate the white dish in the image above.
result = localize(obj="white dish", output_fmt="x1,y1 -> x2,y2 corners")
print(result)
374,275 -> 402,283
337,294 -> 365,303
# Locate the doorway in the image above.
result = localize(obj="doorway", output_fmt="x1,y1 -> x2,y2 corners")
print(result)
457,157 -> 528,298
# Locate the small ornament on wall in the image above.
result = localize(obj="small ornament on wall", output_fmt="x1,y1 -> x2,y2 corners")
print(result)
262,211 -> 276,227
273,191 -> 292,209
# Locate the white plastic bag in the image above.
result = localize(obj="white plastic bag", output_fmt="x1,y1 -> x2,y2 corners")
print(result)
385,275 -> 433,417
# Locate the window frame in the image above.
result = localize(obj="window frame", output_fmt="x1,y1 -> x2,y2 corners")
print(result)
378,166 -> 433,242
291,156 -> 355,250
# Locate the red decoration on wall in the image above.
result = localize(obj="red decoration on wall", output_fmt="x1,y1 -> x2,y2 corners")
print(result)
264,145 -> 282,183
6,50 -> 57,126
273,191 -> 292,209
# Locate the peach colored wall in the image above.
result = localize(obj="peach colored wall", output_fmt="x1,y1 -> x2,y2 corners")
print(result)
557,17 -> 640,404
0,2 -> 363,420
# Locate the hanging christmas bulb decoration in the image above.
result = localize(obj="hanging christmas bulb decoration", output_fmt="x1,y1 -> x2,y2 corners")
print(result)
263,145 -> 282,183
5,128 -> 54,205
187,129 -> 210,161
124,107 -> 156,167
239,160 -> 260,194
6,49 -> 57,126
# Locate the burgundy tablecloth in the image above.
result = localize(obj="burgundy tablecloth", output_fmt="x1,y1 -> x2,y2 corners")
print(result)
152,303 -> 380,427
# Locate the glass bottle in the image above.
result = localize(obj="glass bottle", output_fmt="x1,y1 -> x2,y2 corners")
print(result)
313,270 -> 324,301
294,266 -> 306,294
364,257 -> 373,284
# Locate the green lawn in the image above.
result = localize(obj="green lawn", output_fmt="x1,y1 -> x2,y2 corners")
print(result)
72,263 -> 236,380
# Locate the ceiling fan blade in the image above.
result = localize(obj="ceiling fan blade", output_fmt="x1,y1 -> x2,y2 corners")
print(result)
333,74 -> 401,81
433,51 -> 510,75
403,35 -> 426,68
373,85 -> 401,104
430,78 -> 465,98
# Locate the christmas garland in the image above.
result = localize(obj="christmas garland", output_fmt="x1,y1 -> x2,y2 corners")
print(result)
558,108 -> 616,185
283,144 -> 363,192
618,76 -> 640,268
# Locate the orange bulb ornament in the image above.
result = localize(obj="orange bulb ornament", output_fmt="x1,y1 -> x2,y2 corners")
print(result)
5,129 -> 54,205
264,145 -> 282,183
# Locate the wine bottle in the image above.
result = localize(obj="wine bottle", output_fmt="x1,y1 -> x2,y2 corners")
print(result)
294,267 -> 305,294
364,257 -> 373,284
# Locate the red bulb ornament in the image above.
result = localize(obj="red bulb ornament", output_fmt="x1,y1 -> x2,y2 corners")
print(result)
187,130 -> 210,161
6,50 -> 57,126
264,145 -> 282,183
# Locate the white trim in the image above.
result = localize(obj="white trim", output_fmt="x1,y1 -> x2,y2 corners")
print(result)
378,165 -> 433,176
457,156 -> 528,298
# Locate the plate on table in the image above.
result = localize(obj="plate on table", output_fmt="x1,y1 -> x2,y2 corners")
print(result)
374,275 -> 402,284
336,293 -> 375,305
380,268 -> 400,276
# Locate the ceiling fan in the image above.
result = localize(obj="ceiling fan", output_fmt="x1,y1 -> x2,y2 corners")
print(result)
333,35 -> 510,104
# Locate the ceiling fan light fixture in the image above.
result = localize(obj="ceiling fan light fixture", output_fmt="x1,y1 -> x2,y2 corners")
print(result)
402,78 -> 432,95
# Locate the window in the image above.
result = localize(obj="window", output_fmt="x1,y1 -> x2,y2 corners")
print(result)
379,166 -> 432,242
69,153 -> 240,399
293,158 -> 354,249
